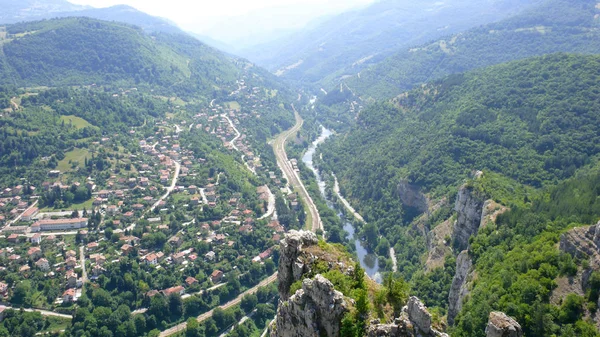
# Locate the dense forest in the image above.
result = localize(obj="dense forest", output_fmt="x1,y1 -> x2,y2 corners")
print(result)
318,53 -> 600,288
340,0 -> 600,101
0,18 -> 239,99
452,161 -> 600,336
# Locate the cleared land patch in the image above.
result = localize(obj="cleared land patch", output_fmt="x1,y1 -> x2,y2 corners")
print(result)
60,115 -> 94,129
58,148 -> 91,172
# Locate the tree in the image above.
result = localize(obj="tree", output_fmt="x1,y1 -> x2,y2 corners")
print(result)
240,293 -> 258,314
149,295 -> 168,321
168,293 -> 184,318
186,318 -> 200,337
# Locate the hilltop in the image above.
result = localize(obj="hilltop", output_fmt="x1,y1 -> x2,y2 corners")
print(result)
0,17 -> 239,96
339,0 -> 600,101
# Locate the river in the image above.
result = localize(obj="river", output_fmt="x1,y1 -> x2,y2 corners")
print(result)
302,126 -> 382,283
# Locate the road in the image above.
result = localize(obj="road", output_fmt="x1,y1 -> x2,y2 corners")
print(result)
150,160 -> 181,213
272,107 -> 323,234
79,246 -> 87,286
222,114 -> 241,152
160,273 -> 278,337
257,186 -> 276,221
333,174 -> 365,223
0,306 -> 72,319
390,248 -> 398,273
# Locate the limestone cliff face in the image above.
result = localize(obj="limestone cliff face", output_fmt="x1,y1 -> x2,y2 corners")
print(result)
272,275 -> 349,337
447,250 -> 473,326
452,184 -> 486,252
272,230 -> 521,337
397,181 -> 429,214
277,230 -> 319,300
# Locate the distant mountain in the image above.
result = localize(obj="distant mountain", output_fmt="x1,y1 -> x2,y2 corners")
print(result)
240,0 -> 543,85
341,0 -> 600,101
188,32 -> 238,56
0,0 -> 185,36
0,17 -> 240,95
0,0 -> 87,23
55,5 -> 185,35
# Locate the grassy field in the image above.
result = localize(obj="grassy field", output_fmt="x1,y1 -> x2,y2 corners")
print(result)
43,316 -> 71,334
225,101 -> 241,111
60,115 -> 95,129
57,148 -> 90,172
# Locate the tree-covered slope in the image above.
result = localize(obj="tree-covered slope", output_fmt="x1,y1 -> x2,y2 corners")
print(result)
320,53 -> 600,221
342,0 -> 600,101
241,0 -> 542,85
0,18 -> 239,95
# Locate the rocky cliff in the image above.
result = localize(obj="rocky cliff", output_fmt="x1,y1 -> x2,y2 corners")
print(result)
447,250 -> 473,325
397,181 -> 430,214
273,275 -> 349,337
452,183 -> 486,251
277,230 -> 320,300
272,230 -> 521,337
367,297 -> 448,337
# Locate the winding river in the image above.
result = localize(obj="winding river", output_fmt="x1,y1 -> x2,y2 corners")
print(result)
302,126 -> 382,283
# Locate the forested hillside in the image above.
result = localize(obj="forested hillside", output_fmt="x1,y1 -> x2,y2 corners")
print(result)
318,53 -> 600,270
316,53 -> 600,336
341,0 -> 600,100
241,0 -> 542,85
0,18 -> 238,96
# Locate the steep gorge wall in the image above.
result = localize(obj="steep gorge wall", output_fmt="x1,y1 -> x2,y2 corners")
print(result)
272,230 -> 521,337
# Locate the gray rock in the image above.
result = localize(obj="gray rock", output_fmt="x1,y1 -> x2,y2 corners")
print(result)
485,312 -> 523,337
452,184 -> 485,251
447,250 -> 473,325
272,274 -> 348,337
278,230 -> 319,300
397,181 -> 429,214
407,296 -> 432,335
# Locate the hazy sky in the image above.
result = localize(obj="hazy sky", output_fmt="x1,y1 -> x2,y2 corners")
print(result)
68,0 -> 375,46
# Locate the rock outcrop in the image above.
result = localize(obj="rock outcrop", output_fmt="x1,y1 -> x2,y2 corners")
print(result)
485,312 -> 523,337
366,297 -> 448,337
447,250 -> 473,325
407,296 -> 432,334
560,221 -> 600,263
397,181 -> 429,214
272,275 -> 349,337
452,184 -> 486,251
278,230 -> 319,300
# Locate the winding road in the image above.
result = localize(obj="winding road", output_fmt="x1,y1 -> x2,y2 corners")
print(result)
160,273 -> 278,337
273,107 -> 323,234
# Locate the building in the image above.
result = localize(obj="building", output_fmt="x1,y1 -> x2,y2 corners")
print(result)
162,286 -> 185,296
30,233 -> 42,245
210,270 -> 224,284
66,256 -> 77,268
185,277 -> 198,287
36,258 -> 50,271
66,270 -> 77,288
31,218 -> 88,232
21,207 -> 39,221
145,253 -> 158,265
27,247 -> 42,259
205,251 -> 215,261
63,289 -> 76,303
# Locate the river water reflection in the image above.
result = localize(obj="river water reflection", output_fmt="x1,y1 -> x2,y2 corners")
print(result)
301,126 -> 382,283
